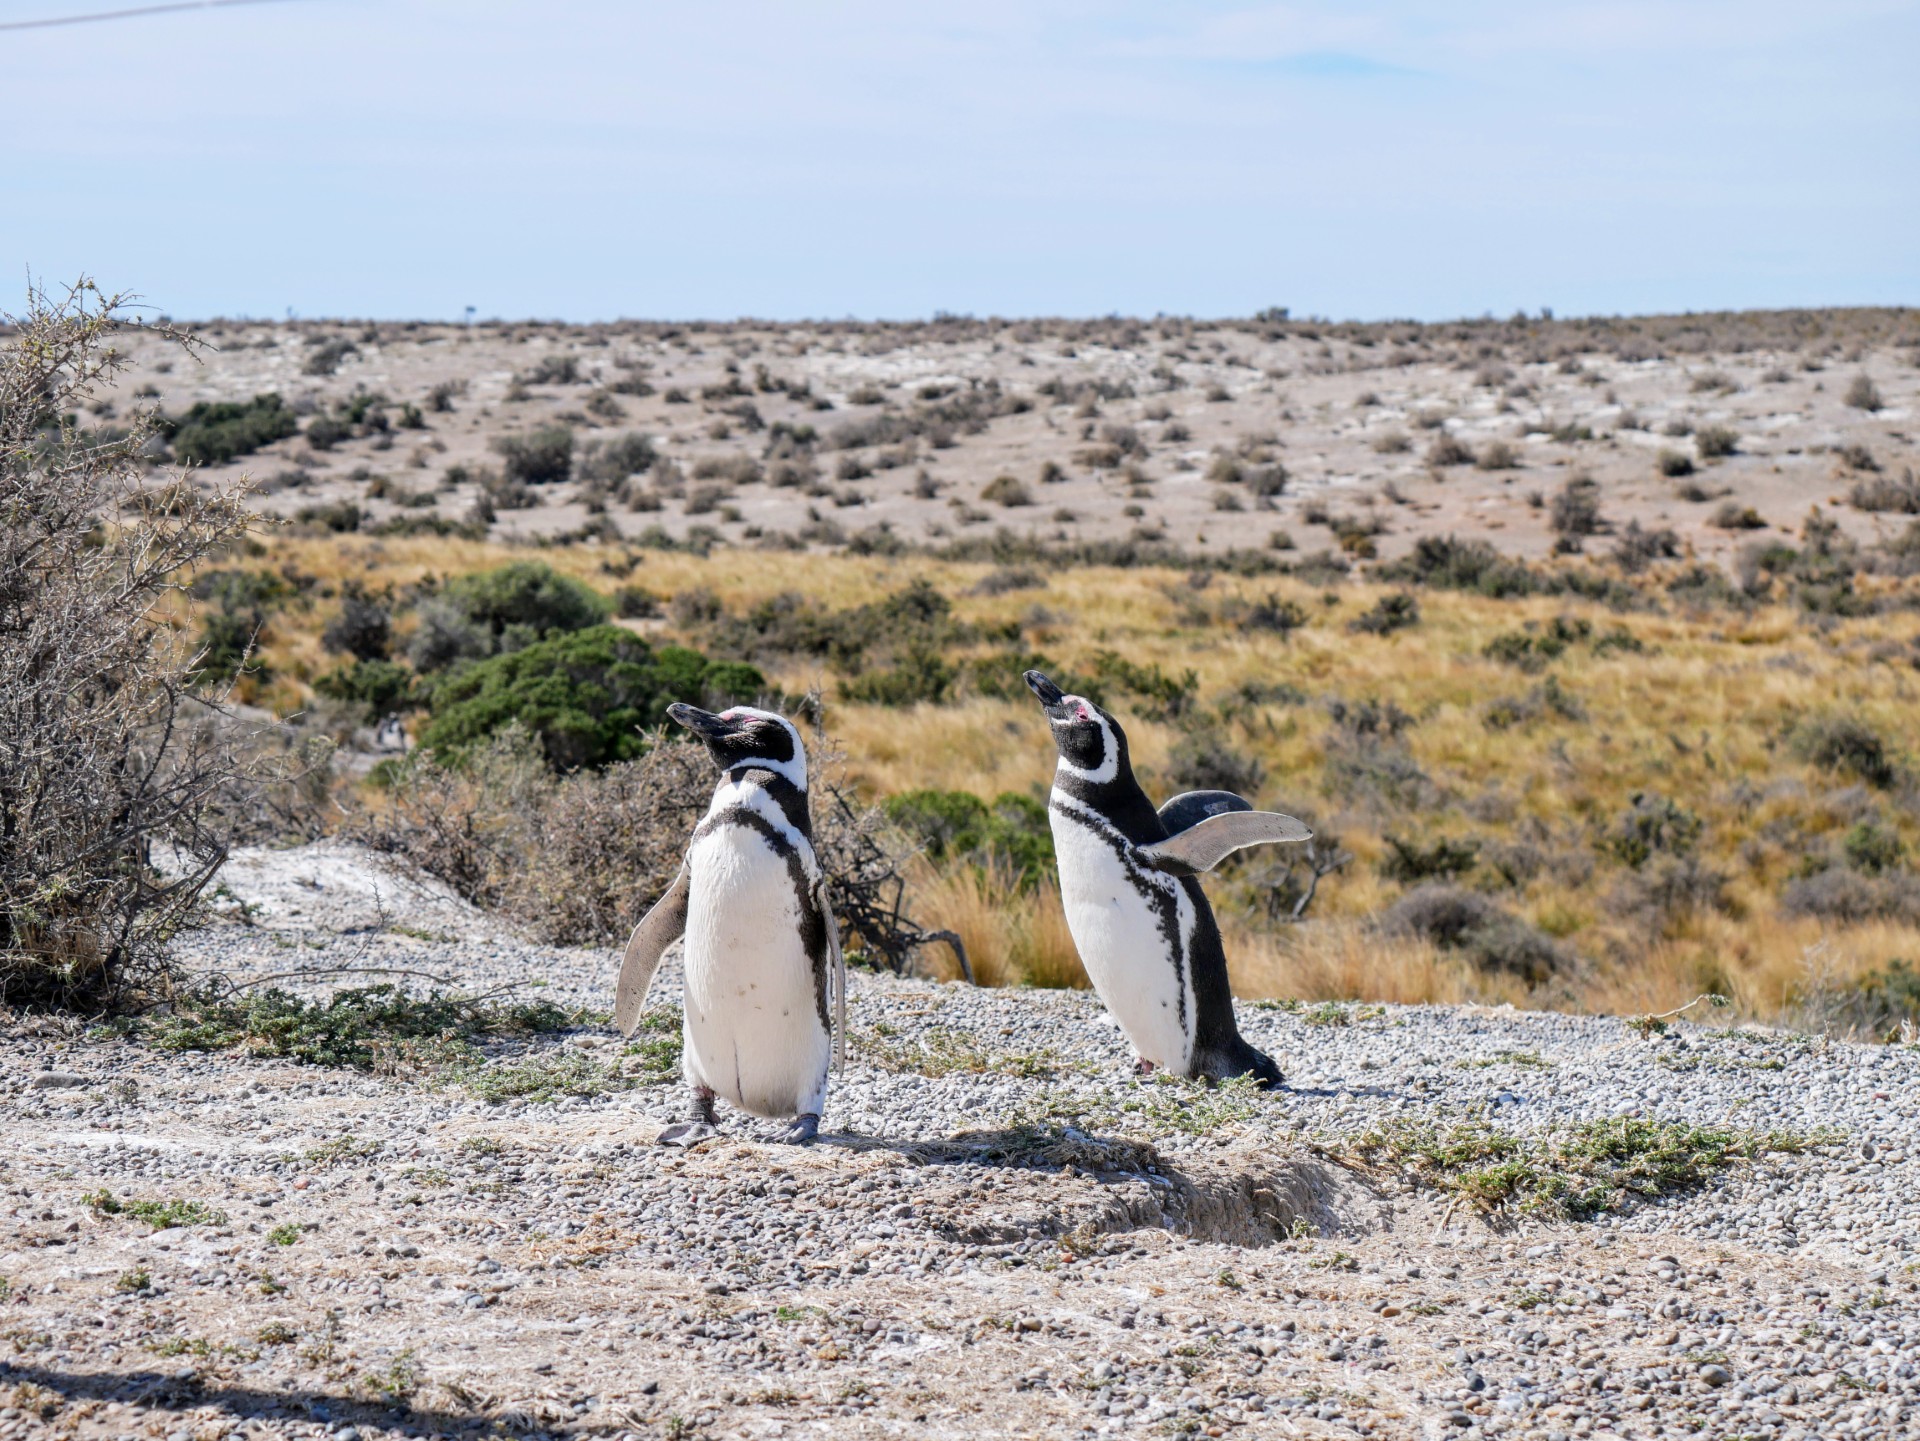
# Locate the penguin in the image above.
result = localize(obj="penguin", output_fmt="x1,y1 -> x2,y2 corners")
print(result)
1023,670 -> 1311,1087
612,704 -> 845,1146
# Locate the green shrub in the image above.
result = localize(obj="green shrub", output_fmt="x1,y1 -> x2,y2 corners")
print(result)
840,649 -> 955,706
885,789 -> 1055,887
313,658 -> 417,715
421,625 -> 763,770
164,393 -> 298,466
427,560 -> 609,660
150,983 -> 572,1069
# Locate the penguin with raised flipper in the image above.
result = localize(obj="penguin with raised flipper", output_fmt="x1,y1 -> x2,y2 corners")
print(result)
613,704 -> 845,1145
1023,670 -> 1310,1086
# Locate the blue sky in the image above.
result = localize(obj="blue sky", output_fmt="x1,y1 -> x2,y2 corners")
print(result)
5,2 -> 1915,321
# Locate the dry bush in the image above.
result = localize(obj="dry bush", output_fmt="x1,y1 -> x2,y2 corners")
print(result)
362,724 -> 964,969
0,281 -> 258,1010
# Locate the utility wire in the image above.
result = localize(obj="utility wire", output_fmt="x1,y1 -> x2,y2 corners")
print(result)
0,0 -> 299,32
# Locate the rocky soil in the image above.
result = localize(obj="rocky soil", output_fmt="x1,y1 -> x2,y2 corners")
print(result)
3,842 -> 1917,1440
107,314 -> 1916,566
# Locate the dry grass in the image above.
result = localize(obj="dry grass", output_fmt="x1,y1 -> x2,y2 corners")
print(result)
234,533 -> 1920,1031
910,862 -> 1088,990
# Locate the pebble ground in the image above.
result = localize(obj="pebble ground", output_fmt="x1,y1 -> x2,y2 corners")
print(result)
2,842 -> 1916,1440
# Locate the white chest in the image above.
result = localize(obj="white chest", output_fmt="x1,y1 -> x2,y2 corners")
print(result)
679,807 -> 829,1118
1048,797 -> 1197,1071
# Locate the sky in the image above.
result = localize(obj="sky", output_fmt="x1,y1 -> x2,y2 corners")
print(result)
4,1 -> 1916,322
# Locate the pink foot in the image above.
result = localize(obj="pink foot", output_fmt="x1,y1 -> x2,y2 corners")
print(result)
1134,1058 -> 1157,1076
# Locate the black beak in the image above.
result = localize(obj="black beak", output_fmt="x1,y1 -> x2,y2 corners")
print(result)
1024,670 -> 1073,720
668,703 -> 736,739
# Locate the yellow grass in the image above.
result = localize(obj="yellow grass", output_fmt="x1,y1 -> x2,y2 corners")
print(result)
910,862 -> 1088,990
230,533 -> 1920,1030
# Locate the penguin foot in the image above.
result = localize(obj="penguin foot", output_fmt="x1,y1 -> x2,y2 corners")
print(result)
656,1121 -> 717,1148
1133,1058 -> 1157,1077
689,1084 -> 718,1125
782,1114 -> 820,1146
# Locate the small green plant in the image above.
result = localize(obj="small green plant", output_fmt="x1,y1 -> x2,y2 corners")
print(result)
88,1191 -> 227,1230
150,984 -> 575,1071
115,1268 -> 151,1293
267,1223 -> 303,1247
360,1349 -> 421,1403
304,1135 -> 384,1166
1323,1116 -> 1835,1220
865,1024 -> 1071,1079
256,1321 -> 298,1346
461,1048 -> 629,1104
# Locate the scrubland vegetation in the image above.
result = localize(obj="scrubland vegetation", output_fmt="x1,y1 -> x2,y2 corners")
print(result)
8,287 -> 1920,1046
187,518 -> 1920,1041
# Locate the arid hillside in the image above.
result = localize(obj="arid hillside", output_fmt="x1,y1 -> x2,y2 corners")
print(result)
106,308 -> 1918,564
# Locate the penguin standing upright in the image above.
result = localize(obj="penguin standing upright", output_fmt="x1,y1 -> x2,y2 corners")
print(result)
1023,670 -> 1310,1086
613,704 -> 844,1145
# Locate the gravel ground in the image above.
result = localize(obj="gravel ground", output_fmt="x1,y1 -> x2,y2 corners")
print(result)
3,842 -> 1917,1440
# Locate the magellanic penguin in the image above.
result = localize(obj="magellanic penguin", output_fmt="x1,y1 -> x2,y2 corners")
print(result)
613,704 -> 845,1145
1023,670 -> 1311,1087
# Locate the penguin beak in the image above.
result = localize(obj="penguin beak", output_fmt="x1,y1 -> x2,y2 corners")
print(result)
1024,670 -> 1077,722
668,703 -> 739,740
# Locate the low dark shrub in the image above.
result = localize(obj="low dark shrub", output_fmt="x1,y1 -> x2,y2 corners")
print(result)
1378,833 -> 1479,883
492,426 -> 574,486
840,649 -> 956,707
1550,475 -> 1603,539
1376,535 -> 1543,597
1602,792 -> 1703,868
320,590 -> 391,661
1847,468 -> 1920,514
1378,884 -> 1566,983
1844,374 -> 1883,412
577,432 -> 657,486
1166,728 -> 1265,797
1657,449 -> 1695,478
1694,425 -> 1739,459
1842,821 -> 1905,875
312,658 -> 417,715
293,500 -> 363,533
1790,713 -> 1899,789
1348,591 -> 1420,635
164,393 -> 298,466
1781,868 -> 1920,924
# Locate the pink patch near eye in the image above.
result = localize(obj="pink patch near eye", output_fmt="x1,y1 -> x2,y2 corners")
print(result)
1074,702 -> 1094,720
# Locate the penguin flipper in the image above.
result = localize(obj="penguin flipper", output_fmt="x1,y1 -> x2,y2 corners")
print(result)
1156,789 -> 1255,835
614,865 -> 691,1037
1139,810 -> 1314,876
815,876 -> 847,1074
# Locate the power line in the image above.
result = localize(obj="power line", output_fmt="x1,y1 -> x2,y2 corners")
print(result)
0,0 -> 299,32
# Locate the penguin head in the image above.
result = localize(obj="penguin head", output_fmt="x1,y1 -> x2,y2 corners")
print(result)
1024,669 -> 1128,784
668,704 -> 806,787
